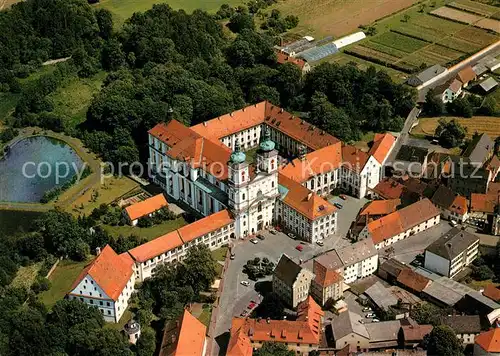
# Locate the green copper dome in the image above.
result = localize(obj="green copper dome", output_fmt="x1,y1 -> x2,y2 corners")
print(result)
259,128 -> 275,152
230,142 -> 246,164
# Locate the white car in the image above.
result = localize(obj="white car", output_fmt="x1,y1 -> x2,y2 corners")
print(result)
450,219 -> 458,227
362,307 -> 372,312
240,281 -> 249,286
365,313 -> 375,318
250,239 -> 258,244
372,319 -> 380,323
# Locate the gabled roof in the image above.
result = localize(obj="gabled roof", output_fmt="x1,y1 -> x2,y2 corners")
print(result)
397,269 -> 431,292
342,145 -> 370,173
463,133 -> 494,165
457,66 -> 476,84
401,325 -> 433,342
364,281 -> 398,310
413,64 -> 446,84
475,328 -> 500,353
372,177 -> 405,200
369,133 -> 396,164
331,311 -> 369,340
174,310 -> 206,356
276,51 -> 307,69
178,210 -> 233,243
124,194 -> 168,221
431,185 -> 468,215
279,143 -> 342,183
483,284 -> 500,302
278,173 -> 336,220
441,315 -> 481,334
228,297 -> 324,347
335,239 -> 377,267
359,199 -> 400,216
128,230 -> 184,263
313,259 -> 343,287
425,228 -> 479,261
367,199 -> 440,244
274,254 -> 302,286
470,193 -> 499,214
69,245 -> 133,301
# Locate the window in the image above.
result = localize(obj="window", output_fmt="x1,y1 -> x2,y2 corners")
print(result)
90,300 -> 93,304
242,193 -> 246,200
108,311 -> 111,315
107,302 -> 110,306
99,301 -> 103,306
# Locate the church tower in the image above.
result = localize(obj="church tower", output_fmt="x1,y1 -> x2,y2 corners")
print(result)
257,128 -> 278,174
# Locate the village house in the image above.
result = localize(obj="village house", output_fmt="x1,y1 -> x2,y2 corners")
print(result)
123,193 -> 168,226
470,192 -> 500,235
348,199 -> 401,238
370,177 -> 405,200
435,78 -> 463,103
159,309 -> 207,356
310,258 -> 344,307
456,65 -> 477,88
276,51 -> 311,74
431,185 -> 469,222
399,323 -> 433,348
441,315 -> 481,345
424,228 -> 479,278
407,64 -> 446,87
359,198 -> 440,250
226,296 -> 324,355
273,254 -> 315,308
474,327 -> 500,356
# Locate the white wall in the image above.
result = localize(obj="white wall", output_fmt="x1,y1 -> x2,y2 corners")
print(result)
424,251 -> 450,277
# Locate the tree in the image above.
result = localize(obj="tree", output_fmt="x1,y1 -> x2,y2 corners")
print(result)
446,97 -> 473,118
179,245 -> 217,295
424,89 -> 444,116
255,342 -> 295,356
479,96 -> 497,116
228,12 -> 255,33
435,119 -> 467,148
472,265 -> 494,281
423,325 -> 464,356
95,8 -> 113,39
410,303 -> 447,326
101,39 -> 126,71
134,326 -> 156,356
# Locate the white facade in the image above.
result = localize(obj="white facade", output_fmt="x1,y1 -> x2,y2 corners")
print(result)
424,239 -> 479,278
340,156 -> 381,199
273,267 -> 315,308
342,254 -> 378,284
68,273 -> 135,323
304,169 -> 340,197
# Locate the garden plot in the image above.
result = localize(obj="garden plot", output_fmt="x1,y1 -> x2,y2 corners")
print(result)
431,6 -> 483,24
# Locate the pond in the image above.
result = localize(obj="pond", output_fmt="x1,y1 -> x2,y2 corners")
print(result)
0,136 -> 84,203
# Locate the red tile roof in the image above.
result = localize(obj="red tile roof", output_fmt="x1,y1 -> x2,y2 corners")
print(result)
178,210 -> 234,243
69,245 -> 133,301
174,310 -> 207,356
449,194 -> 468,215
372,178 -> 405,199
401,325 -> 433,342
313,260 -> 343,287
470,193 -> 499,214
457,65 -> 476,84
475,328 -> 500,353
279,143 -> 342,183
228,296 -> 323,349
359,199 -> 400,216
278,173 -> 337,220
483,284 -> 500,302
276,51 -> 307,69
397,268 -> 431,292
125,194 -> 168,221
369,133 -> 396,164
127,210 -> 233,263
367,199 -> 440,244
342,145 -> 370,173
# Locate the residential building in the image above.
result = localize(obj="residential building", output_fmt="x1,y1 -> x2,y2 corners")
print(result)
399,324 -> 433,348
273,254 -> 314,307
483,284 -> 500,303
329,311 -> 370,350
393,145 -> 429,176
359,198 -> 440,250
311,258 -> 344,306
470,192 -> 500,235
370,177 -> 405,200
226,296 -> 324,355
341,145 -> 381,198
123,193 -> 168,226
474,328 -> 500,356
457,65 -> 477,87
127,210 -> 235,281
276,173 -> 338,243
159,309 -> 207,356
448,160 -> 491,198
435,78 -> 463,103
464,133 -> 495,168
407,64 -> 446,87
441,315 -> 481,344
431,185 -> 468,222
349,199 -> 401,238
67,245 -> 135,323
364,281 -> 398,312
335,239 -> 378,284
368,133 -> 397,168
424,228 -> 479,278
276,51 -> 311,74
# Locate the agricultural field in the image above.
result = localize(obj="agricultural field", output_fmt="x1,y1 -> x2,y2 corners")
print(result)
431,4 -> 500,32
412,116 -> 500,138
448,0 -> 499,16
270,0 -> 421,38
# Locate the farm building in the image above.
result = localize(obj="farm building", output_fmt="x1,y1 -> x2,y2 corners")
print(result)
456,66 -> 477,87
407,65 -> 446,87
477,55 -> 500,73
434,79 -> 462,103
124,193 -> 168,226
298,43 -> 339,62
479,77 -> 498,93
276,52 -> 311,74
332,32 -> 366,49
277,37 -> 315,56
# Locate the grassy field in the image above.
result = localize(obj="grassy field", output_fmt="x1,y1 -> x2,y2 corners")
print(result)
48,71 -> 106,129
211,246 -> 229,262
103,217 -> 187,240
11,262 -> 42,289
412,116 -> 500,138
95,0 -> 244,27
67,176 -> 139,216
39,259 -> 89,309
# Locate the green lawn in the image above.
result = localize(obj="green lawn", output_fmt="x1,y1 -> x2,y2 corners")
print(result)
211,246 -> 229,261
106,308 -> 133,331
103,217 -> 187,240
198,305 -> 212,327
95,0 -> 244,27
39,259 -> 90,309
48,71 -> 106,128
371,31 -> 429,53
11,262 -> 42,289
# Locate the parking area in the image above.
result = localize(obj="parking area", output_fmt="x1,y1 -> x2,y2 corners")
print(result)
328,195 -> 368,237
342,290 -> 379,324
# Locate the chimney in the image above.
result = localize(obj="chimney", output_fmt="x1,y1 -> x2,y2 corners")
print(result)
95,247 -> 101,256
280,108 -> 284,113
203,122 -> 207,127
266,318 -> 271,324
230,112 -> 233,117
242,107 -> 245,112
307,193 -> 313,201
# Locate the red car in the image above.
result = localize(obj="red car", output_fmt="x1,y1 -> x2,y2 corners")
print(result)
339,194 -> 347,200
247,302 -> 256,309
295,244 -> 303,251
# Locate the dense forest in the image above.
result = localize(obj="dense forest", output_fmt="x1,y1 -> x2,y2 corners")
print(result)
0,0 -> 416,354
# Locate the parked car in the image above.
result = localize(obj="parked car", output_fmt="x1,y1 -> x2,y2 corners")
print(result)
257,234 -> 265,240
362,307 -> 372,312
372,319 -> 380,323
316,241 -> 324,246
250,239 -> 258,244
296,244 -> 303,252
450,219 -> 458,227
240,310 -> 248,317
247,302 -> 256,309
230,253 -> 235,260
339,194 -> 347,200
365,313 -> 375,318
334,203 -> 343,209
288,232 -> 296,239
240,281 -> 249,286
270,229 -> 277,235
